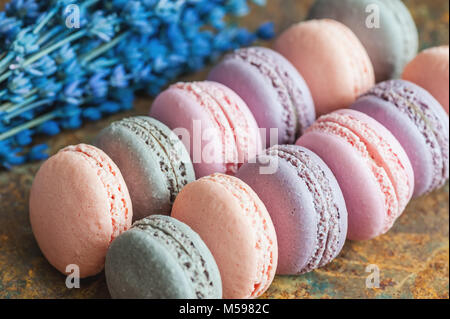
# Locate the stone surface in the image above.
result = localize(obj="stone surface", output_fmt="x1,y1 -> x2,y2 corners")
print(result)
0,0 -> 448,299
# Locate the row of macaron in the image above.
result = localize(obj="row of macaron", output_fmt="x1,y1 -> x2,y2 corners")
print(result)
29,9 -> 449,299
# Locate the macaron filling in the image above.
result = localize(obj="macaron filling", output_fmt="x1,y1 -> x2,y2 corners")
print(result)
321,112 -> 412,212
133,217 -> 217,299
203,173 -> 276,298
230,48 -> 308,140
266,145 -> 343,272
61,144 -> 130,242
364,82 -> 449,192
173,82 -> 239,174
308,119 -> 399,234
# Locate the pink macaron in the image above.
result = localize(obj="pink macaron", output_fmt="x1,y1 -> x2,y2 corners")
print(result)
150,81 -> 262,178
29,144 -> 133,277
402,45 -> 449,114
171,173 -> 277,299
297,110 -> 414,240
274,19 -> 375,115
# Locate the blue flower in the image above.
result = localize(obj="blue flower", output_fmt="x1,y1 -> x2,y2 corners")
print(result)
82,107 -> 102,121
88,70 -> 109,99
110,65 -> 129,88
99,101 -> 120,114
0,14 -> 22,44
226,0 -> 250,17
38,120 -> 60,135
154,0 -> 185,23
111,87 -> 134,110
236,28 -> 256,46
0,0 -> 272,168
208,7 -> 226,29
62,80 -> 84,105
28,143 -> 49,161
89,12 -> 119,42
58,105 -> 82,129
256,21 -> 275,40
5,0 -> 40,20
14,129 -> 33,146
27,55 -> 57,76
11,27 -> 40,55
7,72 -> 33,96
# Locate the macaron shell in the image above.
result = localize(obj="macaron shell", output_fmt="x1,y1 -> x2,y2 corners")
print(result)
332,109 -> 414,211
171,175 -> 277,299
352,95 -> 433,196
236,155 -> 318,274
298,130 -> 387,240
198,81 -> 262,165
352,80 -> 449,197
402,46 -> 449,113
274,19 -> 374,115
208,47 -> 315,146
30,145 -> 132,277
106,229 -> 195,298
149,215 -> 222,298
106,215 -> 222,299
208,55 -> 290,146
151,82 -> 261,178
172,179 -> 258,298
95,123 -> 174,220
150,85 -> 227,178
308,0 -> 418,81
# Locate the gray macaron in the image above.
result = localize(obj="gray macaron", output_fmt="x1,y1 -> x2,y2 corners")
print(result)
94,116 -> 195,221
308,0 -> 418,81
105,215 -> 222,299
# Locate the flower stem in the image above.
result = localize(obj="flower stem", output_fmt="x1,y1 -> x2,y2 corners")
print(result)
81,31 -> 130,64
0,52 -> 15,73
36,25 -> 64,46
2,95 -> 38,116
0,112 -> 57,141
3,99 -> 53,124
22,30 -> 88,68
0,89 -> 38,112
33,8 -> 58,35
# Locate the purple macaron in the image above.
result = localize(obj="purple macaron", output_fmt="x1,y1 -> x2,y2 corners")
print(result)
352,80 -> 449,197
208,47 -> 315,147
236,145 -> 347,275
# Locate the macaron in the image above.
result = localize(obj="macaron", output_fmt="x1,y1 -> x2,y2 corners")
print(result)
29,144 -> 133,277
105,215 -> 222,299
308,0 -> 419,82
274,19 -> 375,115
171,173 -> 277,299
402,46 -> 449,114
236,145 -> 348,275
94,116 -> 195,221
297,109 -> 414,241
150,81 -> 262,178
352,80 -> 449,197
208,47 -> 315,147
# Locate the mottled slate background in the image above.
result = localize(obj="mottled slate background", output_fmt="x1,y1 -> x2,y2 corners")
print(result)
0,0 -> 448,299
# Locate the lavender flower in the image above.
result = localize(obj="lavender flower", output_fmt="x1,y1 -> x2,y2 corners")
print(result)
0,0 -> 274,168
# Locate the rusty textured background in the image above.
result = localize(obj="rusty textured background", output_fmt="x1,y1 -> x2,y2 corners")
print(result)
0,0 -> 448,299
